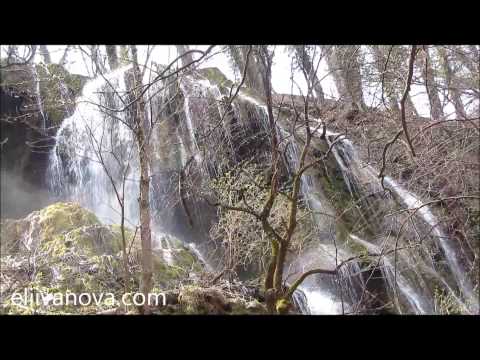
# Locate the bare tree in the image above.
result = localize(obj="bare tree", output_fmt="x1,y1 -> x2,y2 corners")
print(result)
59,46 -> 71,67
370,45 -> 401,114
118,45 -> 130,66
293,45 -> 325,104
437,47 -> 467,119
0,45 -> 37,68
322,45 -> 365,111
418,46 -> 444,120
208,46 -> 349,314
83,119 -> 135,310
175,45 -> 194,67
227,45 -> 265,95
39,45 -> 51,64
128,45 -> 154,312
89,45 -> 107,75
106,45 -> 119,71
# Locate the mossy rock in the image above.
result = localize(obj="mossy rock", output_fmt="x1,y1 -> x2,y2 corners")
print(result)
63,224 -> 136,256
0,218 -> 29,253
229,299 -> 267,315
1,203 -> 205,314
37,202 -> 100,242
198,67 -> 234,89
1,202 -> 98,253
35,63 -> 87,125
178,286 -> 231,314
275,298 -> 292,314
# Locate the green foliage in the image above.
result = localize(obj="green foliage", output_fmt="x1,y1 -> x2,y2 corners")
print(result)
209,162 -> 312,277
198,67 -> 234,89
433,288 -> 464,315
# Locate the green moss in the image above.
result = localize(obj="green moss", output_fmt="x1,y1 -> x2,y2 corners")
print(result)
173,247 -> 203,272
230,299 -> 266,315
198,67 -> 234,89
38,202 -> 100,243
35,63 -> 86,125
152,256 -> 186,286
275,298 -> 291,314
433,287 -> 465,314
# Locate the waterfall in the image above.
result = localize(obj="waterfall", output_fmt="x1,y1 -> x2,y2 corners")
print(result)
47,65 -> 141,227
46,66 -> 478,314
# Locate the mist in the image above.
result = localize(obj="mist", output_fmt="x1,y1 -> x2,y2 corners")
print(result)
0,170 -> 55,219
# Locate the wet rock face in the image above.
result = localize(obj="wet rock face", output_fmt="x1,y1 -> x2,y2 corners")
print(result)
1,63 -> 87,218
0,87 -> 29,116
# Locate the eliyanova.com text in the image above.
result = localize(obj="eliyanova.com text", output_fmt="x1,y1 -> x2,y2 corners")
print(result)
10,288 -> 167,308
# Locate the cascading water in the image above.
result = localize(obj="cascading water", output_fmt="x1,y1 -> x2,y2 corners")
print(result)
236,89 -> 477,314
382,176 -> 478,313
46,65 -> 478,314
48,65 -> 140,227
317,132 -> 478,314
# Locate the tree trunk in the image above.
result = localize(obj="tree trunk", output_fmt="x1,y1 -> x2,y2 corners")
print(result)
322,45 -> 348,101
6,45 -> 36,65
39,45 -> 51,64
371,45 -> 400,113
130,45 -> 153,312
264,241 -> 278,313
137,130 -> 153,303
323,45 -> 365,110
453,45 -> 479,106
273,242 -> 287,293
119,45 -> 130,65
337,45 -> 365,110
59,46 -> 71,67
294,45 -> 325,104
437,47 -> 466,119
7,45 -> 18,61
419,47 -> 444,120
90,45 -> 106,75
390,46 -> 420,118
175,45 -> 194,67
106,45 -> 119,71
455,45 -> 478,75
228,45 -> 265,96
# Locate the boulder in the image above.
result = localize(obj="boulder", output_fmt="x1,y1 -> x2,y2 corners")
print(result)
0,202 -> 203,314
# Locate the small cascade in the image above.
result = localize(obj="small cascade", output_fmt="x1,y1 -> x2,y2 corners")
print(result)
292,288 -> 311,314
349,234 -> 433,314
299,286 -> 344,314
186,242 -> 215,272
154,234 -> 175,266
382,176 -> 478,313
